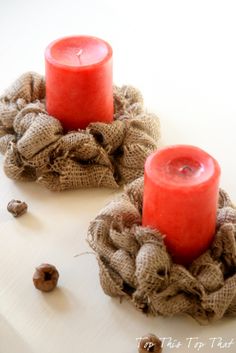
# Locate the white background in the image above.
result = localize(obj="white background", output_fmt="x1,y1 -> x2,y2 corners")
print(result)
0,1 -> 236,352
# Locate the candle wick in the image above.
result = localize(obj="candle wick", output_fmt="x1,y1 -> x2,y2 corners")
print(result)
76,49 -> 83,64
180,165 -> 192,175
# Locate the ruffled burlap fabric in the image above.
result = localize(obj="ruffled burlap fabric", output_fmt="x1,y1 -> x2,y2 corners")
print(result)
88,177 -> 236,324
0,72 -> 160,191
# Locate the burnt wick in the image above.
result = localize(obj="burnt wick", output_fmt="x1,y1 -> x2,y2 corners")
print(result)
76,49 -> 83,63
179,165 -> 193,175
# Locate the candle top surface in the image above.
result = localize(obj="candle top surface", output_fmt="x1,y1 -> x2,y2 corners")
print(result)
45,36 -> 112,69
145,145 -> 220,189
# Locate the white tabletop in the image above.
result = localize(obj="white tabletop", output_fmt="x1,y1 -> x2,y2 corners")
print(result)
0,1 -> 236,352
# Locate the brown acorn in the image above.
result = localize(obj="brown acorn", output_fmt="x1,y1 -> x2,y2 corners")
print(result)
138,334 -> 162,353
33,263 -> 59,292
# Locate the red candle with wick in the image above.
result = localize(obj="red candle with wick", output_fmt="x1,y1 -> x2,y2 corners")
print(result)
45,35 -> 113,130
142,145 -> 221,265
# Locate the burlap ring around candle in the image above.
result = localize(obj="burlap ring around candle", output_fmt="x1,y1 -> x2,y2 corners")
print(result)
0,72 -> 160,191
88,177 -> 236,324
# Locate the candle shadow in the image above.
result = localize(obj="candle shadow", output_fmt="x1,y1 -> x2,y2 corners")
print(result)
108,296 -> 236,340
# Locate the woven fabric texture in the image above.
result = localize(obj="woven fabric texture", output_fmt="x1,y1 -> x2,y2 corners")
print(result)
88,177 -> 236,324
0,72 -> 160,191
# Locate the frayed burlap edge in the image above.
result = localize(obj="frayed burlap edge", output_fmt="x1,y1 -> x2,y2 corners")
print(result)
87,177 -> 236,324
0,72 -> 160,191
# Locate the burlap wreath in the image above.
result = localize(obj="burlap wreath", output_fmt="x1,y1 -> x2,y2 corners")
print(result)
88,177 -> 236,324
0,72 -> 160,191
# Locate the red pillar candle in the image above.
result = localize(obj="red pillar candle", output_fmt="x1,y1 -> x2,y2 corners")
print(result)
45,35 -> 113,130
142,145 -> 221,266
